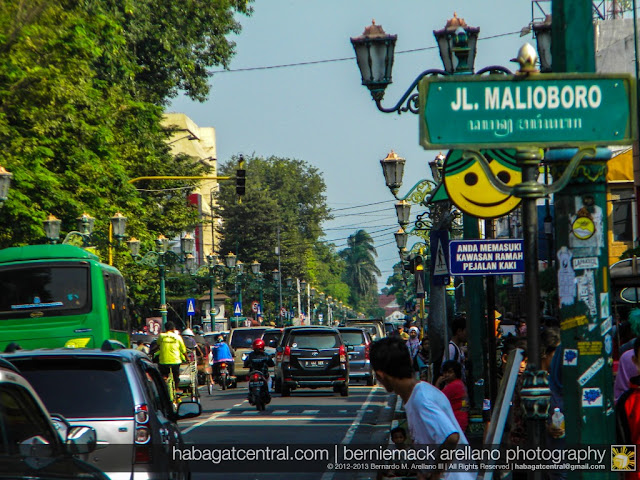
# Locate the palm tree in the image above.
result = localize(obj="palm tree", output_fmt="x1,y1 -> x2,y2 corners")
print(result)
339,230 -> 381,308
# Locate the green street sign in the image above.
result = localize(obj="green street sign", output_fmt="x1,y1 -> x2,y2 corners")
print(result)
418,73 -> 636,149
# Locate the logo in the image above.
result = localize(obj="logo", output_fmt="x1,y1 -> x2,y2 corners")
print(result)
311,351 -> 319,356
612,445 -> 636,471
30,311 -> 44,318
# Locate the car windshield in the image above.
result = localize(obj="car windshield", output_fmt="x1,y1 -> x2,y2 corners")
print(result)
290,333 -> 340,349
340,331 -> 365,346
13,358 -> 134,418
230,329 -> 266,349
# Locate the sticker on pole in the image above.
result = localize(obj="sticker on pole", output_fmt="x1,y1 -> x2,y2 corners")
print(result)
186,298 -> 196,316
234,302 -> 242,317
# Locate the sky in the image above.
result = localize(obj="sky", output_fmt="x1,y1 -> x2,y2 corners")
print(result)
168,0 -> 540,292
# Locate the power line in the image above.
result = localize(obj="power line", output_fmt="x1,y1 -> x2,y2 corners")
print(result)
329,200 -> 395,212
210,30 -> 521,74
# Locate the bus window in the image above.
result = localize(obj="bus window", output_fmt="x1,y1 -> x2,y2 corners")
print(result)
103,273 -> 128,332
0,264 -> 90,318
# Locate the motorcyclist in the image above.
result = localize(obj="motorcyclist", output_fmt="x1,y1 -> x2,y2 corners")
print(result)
243,338 -> 274,402
155,321 -> 187,390
209,335 -> 235,378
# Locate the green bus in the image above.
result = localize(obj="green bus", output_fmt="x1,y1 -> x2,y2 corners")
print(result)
0,244 -> 130,350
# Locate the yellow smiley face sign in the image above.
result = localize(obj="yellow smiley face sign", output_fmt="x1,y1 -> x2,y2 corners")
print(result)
443,149 -> 522,218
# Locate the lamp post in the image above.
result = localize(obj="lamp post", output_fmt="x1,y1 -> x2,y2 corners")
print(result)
223,253 -> 244,328
272,269 -> 281,325
300,280 -> 307,324
285,277 -> 294,325
44,212 -> 128,266
250,260 -> 264,321
128,234 -> 195,329
0,166 -> 12,204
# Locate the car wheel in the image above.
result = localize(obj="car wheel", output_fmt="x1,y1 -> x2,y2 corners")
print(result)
340,384 -> 349,397
281,384 -> 291,397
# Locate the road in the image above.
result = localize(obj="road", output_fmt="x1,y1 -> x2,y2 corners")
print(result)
180,379 -> 397,480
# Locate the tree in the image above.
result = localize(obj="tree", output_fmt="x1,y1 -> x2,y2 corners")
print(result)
339,230 -> 381,312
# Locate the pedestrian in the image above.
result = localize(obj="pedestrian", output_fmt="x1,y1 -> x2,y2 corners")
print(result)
135,340 -> 149,355
156,321 -> 187,392
378,426 -> 415,479
435,360 -> 469,432
370,336 -> 476,480
413,336 -> 432,382
616,337 -> 640,479
443,316 -> 468,379
397,326 -> 409,341
406,326 -> 421,360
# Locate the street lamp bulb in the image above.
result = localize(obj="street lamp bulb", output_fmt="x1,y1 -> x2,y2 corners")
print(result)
251,260 -> 261,275
272,269 -> 280,282
395,228 -> 408,250
285,277 -> 293,288
184,253 -> 195,273
236,261 -> 244,274
350,20 -> 397,95
156,235 -> 169,253
181,233 -> 195,254
395,201 -> 411,227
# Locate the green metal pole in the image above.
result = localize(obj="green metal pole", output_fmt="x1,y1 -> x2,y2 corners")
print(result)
209,266 -> 215,331
159,258 -> 167,330
237,273 -> 242,328
259,277 -> 264,321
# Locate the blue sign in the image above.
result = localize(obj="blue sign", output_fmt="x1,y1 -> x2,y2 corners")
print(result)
449,239 -> 525,276
233,302 -> 242,317
430,230 -> 450,285
186,298 -> 196,316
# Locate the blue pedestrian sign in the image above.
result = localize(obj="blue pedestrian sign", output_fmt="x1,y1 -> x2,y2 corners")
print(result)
186,298 -> 196,316
449,239 -> 525,275
233,302 -> 242,317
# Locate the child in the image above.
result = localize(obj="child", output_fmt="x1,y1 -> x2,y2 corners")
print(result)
378,426 -> 413,479
435,360 -> 470,432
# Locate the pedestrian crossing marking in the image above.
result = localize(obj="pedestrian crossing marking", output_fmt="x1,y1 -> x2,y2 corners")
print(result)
302,410 -> 320,415
434,240 -> 449,275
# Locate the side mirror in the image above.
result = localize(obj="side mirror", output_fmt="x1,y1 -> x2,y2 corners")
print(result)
66,426 -> 97,454
268,339 -> 277,347
177,400 -> 202,419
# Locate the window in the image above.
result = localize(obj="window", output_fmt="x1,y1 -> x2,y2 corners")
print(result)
230,329 -> 266,349
340,331 -> 365,346
14,358 -> 134,419
290,334 -> 340,349
0,383 -> 58,454
612,188 -> 635,243
104,273 -> 129,332
0,263 -> 90,318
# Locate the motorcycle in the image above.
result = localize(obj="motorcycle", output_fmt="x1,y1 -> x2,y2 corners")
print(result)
247,370 -> 270,411
213,362 -> 237,390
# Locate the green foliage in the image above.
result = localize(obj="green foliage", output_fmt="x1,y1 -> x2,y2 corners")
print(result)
339,230 -> 381,312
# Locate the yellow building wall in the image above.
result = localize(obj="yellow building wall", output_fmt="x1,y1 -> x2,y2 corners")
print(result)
607,148 -> 634,266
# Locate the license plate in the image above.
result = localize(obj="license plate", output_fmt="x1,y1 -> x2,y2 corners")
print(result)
249,381 -> 264,387
304,360 -> 325,367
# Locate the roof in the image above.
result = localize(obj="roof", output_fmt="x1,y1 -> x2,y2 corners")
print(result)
2,347 -> 147,361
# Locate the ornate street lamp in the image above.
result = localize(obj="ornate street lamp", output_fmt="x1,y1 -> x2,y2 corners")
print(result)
395,201 -> 411,227
380,150 -> 405,196
394,228 -> 408,250
350,20 -> 397,100
0,166 -> 12,203
433,13 -> 480,74
251,260 -> 261,275
43,215 -> 62,244
127,237 -> 141,256
225,252 -> 237,269
76,213 -> 95,236
110,213 -> 128,241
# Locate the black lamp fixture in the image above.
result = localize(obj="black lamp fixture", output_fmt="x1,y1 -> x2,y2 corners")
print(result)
251,260 -> 261,275
395,200 -> 411,227
395,228 -> 408,250
0,166 -> 12,203
225,252 -> 237,269
350,20 -> 397,101
43,215 -> 62,244
380,150 -> 405,196
433,13 -> 480,74
532,14 -> 552,73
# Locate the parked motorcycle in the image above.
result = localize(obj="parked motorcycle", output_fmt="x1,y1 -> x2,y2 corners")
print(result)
247,370 -> 270,411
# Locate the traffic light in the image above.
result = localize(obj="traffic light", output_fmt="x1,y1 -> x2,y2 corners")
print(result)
236,156 -> 246,196
403,253 -> 415,273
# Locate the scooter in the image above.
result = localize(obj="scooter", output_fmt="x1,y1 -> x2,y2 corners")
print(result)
247,370 -> 270,411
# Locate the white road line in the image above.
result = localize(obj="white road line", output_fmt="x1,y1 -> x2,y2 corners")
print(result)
321,386 -> 379,480
272,410 -> 289,415
302,410 -> 320,415
181,400 -> 248,434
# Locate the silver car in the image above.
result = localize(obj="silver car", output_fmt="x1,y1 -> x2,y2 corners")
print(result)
4,345 -> 201,480
338,327 -> 375,386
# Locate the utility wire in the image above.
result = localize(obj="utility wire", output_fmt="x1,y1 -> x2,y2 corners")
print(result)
210,30 -> 522,74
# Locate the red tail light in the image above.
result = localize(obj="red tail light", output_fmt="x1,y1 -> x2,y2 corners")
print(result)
220,362 -> 227,368
251,373 -> 261,381
365,344 -> 370,360
339,345 -> 346,363
283,346 -> 291,363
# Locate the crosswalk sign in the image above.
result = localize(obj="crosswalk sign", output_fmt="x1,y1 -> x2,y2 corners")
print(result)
234,302 -> 242,317
186,298 -> 196,316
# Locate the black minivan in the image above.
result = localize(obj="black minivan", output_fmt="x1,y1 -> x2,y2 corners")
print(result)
276,326 -> 349,397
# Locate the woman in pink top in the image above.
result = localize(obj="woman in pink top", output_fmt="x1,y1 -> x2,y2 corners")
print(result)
436,360 -> 470,431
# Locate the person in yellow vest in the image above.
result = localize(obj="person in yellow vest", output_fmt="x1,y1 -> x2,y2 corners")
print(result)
156,321 -> 186,390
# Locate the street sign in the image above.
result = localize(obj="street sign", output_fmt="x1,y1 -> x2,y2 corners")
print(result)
233,302 -> 242,317
430,230 -> 450,285
418,73 -> 635,149
252,301 -> 259,312
449,239 -> 525,276
186,298 -> 196,316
